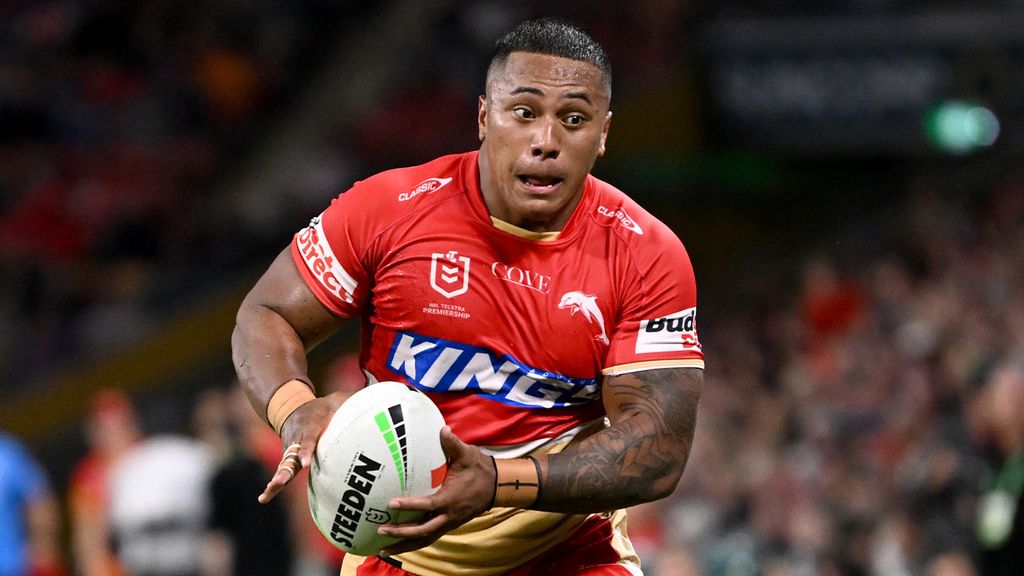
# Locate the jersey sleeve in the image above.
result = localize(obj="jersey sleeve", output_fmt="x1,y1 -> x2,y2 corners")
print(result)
290,181 -> 377,318
603,224 -> 704,375
290,153 -> 466,319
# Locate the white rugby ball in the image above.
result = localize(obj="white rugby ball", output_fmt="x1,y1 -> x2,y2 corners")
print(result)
307,381 -> 447,556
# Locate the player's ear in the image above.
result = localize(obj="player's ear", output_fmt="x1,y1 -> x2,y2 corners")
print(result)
478,95 -> 488,141
598,111 -> 612,157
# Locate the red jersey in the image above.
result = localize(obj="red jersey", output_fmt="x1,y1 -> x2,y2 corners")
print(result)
292,151 -> 703,575
291,151 -> 703,452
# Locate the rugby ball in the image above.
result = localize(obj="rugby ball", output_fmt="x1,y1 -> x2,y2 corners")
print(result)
307,381 -> 447,556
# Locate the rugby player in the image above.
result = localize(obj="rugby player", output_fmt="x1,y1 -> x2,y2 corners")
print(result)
232,18 -> 704,575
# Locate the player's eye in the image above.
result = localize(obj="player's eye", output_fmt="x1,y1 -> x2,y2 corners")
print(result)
564,114 -> 586,126
513,107 -> 534,120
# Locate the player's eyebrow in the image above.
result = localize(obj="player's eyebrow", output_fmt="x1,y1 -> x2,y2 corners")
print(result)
564,91 -> 593,104
510,86 -> 544,97
510,86 -> 593,104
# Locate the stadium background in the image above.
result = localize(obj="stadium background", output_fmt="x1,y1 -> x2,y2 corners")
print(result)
2,0 -> 1022,574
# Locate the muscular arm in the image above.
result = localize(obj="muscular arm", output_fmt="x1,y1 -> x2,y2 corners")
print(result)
380,366 -> 702,553
231,247 -> 346,419
535,366 -> 702,512
232,247 -> 352,502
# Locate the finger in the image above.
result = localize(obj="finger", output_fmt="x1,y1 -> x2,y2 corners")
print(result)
388,495 -> 434,511
379,514 -> 451,555
258,443 -> 302,504
297,438 -> 316,469
279,434 -> 317,470
258,467 -> 292,503
378,512 -> 450,540
438,425 -> 469,461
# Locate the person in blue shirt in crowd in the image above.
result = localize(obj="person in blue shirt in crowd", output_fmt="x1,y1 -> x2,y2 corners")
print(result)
0,431 -> 63,576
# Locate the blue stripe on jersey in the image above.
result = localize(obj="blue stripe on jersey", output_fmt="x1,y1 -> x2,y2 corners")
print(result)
386,331 -> 600,409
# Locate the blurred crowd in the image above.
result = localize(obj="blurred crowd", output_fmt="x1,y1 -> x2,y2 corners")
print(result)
625,182 -> 1024,575
3,1 -> 1024,575
0,0 -> 366,389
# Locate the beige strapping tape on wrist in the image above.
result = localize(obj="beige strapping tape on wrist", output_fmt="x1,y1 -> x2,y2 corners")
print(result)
267,379 -> 316,435
493,456 -> 542,508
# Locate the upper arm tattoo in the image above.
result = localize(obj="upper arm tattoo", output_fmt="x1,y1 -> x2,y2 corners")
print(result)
538,367 -> 702,512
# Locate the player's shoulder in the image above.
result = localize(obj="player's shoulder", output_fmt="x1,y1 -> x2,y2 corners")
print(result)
342,152 -> 469,214
585,175 -> 682,248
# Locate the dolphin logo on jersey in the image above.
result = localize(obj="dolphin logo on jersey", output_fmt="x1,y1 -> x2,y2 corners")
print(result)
558,292 -> 609,345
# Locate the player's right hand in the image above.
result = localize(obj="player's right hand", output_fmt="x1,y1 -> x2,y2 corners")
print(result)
377,426 -> 496,555
258,390 -> 350,504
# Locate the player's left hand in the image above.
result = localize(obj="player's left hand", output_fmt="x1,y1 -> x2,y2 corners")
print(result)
377,426 -> 495,555
259,390 -> 350,504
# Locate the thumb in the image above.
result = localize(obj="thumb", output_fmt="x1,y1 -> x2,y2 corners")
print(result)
439,426 -> 467,460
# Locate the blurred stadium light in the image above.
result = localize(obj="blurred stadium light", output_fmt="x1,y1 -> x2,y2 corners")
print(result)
925,99 -> 1000,154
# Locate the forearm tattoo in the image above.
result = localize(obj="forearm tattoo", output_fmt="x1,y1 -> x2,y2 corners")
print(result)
537,368 -> 702,512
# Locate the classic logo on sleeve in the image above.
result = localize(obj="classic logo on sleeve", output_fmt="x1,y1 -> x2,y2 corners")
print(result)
399,177 -> 452,201
296,215 -> 358,303
635,307 -> 701,354
597,205 -> 643,235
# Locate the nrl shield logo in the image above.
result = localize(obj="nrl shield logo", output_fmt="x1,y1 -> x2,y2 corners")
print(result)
430,251 -> 470,298
364,508 -> 392,524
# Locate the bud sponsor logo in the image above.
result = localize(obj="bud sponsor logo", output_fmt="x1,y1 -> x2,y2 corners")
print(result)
597,205 -> 643,235
387,331 -> 599,408
635,307 -> 701,354
491,262 -> 551,294
430,251 -> 470,299
329,452 -> 382,547
296,215 -> 358,303
558,292 -> 609,344
399,177 -> 452,201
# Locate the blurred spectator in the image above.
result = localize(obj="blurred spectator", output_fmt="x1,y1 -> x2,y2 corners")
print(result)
926,551 -> 977,576
107,434 -> 215,576
67,389 -> 140,576
968,354 -> 1024,575
799,255 -> 865,341
0,431 -> 64,576
196,386 -> 295,576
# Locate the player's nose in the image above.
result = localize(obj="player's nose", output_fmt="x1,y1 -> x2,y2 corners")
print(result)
529,120 -> 560,160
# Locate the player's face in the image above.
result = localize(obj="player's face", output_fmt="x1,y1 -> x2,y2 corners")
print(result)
477,52 -> 611,232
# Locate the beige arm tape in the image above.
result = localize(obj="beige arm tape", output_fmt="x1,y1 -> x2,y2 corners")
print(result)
267,379 -> 316,435
492,456 -> 542,508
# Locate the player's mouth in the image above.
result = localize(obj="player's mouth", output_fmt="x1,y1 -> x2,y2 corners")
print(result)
517,175 -> 564,193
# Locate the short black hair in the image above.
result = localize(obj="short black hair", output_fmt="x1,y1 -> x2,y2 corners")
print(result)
488,18 -> 612,95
